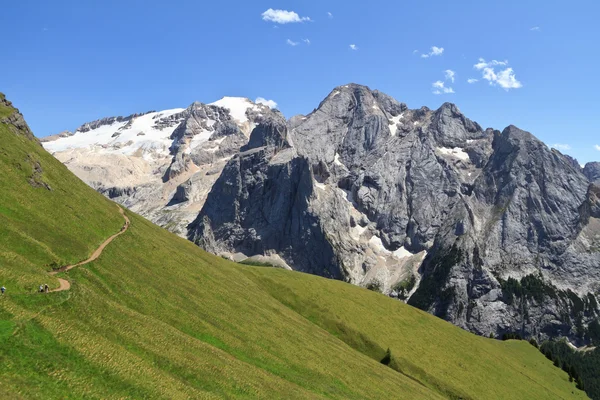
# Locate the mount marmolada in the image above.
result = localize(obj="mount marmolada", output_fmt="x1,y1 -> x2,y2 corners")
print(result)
44,84 -> 600,345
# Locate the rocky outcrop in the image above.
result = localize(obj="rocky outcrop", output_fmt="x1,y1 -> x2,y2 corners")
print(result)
0,93 -> 37,143
190,84 -> 600,345
76,111 -> 156,133
584,162 -> 600,183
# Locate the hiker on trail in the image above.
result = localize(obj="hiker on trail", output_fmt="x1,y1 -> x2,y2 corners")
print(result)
44,284 -> 49,293
39,285 -> 44,293
1,286 -> 5,295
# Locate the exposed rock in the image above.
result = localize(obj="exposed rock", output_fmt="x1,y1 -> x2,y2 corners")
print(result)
190,83 -> 600,346
584,162 -> 600,183
0,93 -> 37,143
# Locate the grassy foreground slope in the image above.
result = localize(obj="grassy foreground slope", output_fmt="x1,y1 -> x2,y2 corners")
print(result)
0,93 -> 123,293
0,95 -> 587,399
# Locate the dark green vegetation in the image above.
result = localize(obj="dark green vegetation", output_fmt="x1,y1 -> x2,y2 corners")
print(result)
0,95 -> 590,398
540,341 -> 600,399
238,259 -> 277,268
393,276 -> 416,300
498,274 -> 600,341
408,244 -> 463,318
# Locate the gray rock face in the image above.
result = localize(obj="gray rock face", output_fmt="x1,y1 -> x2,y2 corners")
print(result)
76,111 -> 155,133
584,162 -> 600,183
190,83 -> 600,345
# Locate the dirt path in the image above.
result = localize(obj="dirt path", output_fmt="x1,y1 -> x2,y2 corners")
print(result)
48,206 -> 130,292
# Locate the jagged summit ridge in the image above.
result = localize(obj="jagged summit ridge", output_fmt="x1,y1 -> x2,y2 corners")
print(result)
191,83 -> 600,345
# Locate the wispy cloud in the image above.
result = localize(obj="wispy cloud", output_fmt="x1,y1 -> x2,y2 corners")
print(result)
262,9 -> 311,24
349,44 -> 358,51
287,39 -> 299,46
530,26 -> 541,31
302,38 -> 311,45
256,97 -> 278,109
445,69 -> 455,83
467,78 -> 478,84
432,80 -> 454,95
474,58 -> 508,70
474,58 -> 522,90
552,143 -> 571,151
327,12 -> 333,19
420,46 -> 444,58
595,145 -> 600,151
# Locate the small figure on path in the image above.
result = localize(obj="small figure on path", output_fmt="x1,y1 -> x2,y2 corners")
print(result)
1,286 -> 5,295
44,284 -> 49,293
39,284 -> 44,293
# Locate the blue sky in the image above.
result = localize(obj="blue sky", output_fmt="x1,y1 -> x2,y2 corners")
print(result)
2,0 -> 599,163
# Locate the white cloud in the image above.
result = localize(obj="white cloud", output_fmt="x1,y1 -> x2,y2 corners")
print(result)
349,44 -> 358,51
286,39 -> 299,46
552,143 -> 571,151
530,26 -> 540,31
445,69 -> 455,83
431,46 -> 444,56
474,58 -> 522,90
255,97 -> 278,109
262,9 -> 311,24
302,38 -> 311,45
327,12 -> 333,19
495,68 -> 523,89
474,58 -> 508,70
467,78 -> 478,84
595,145 -> 600,151
420,46 -> 444,58
432,80 -> 454,95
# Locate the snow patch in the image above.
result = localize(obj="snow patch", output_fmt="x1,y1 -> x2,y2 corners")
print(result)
43,108 -> 185,157
388,114 -> 404,137
437,146 -> 470,161
314,180 -> 327,190
368,236 -> 414,259
189,130 -> 213,150
210,97 -> 256,124
334,153 -> 343,166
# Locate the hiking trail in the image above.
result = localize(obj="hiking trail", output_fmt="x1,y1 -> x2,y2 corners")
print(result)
48,205 -> 130,292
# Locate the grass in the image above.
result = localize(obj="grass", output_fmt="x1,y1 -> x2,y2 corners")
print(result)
0,94 -> 590,398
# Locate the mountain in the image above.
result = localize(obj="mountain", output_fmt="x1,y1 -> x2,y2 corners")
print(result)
191,84 -> 600,346
42,97 -> 275,236
1,92 -> 588,398
44,84 -> 600,347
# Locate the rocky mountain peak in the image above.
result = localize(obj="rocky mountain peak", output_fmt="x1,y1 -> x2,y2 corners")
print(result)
242,111 -> 290,153
430,102 -> 483,147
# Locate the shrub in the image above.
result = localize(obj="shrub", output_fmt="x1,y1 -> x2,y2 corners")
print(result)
366,280 -> 383,293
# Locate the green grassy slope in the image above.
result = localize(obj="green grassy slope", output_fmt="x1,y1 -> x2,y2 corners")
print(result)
0,96 -> 123,293
0,95 -> 588,399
